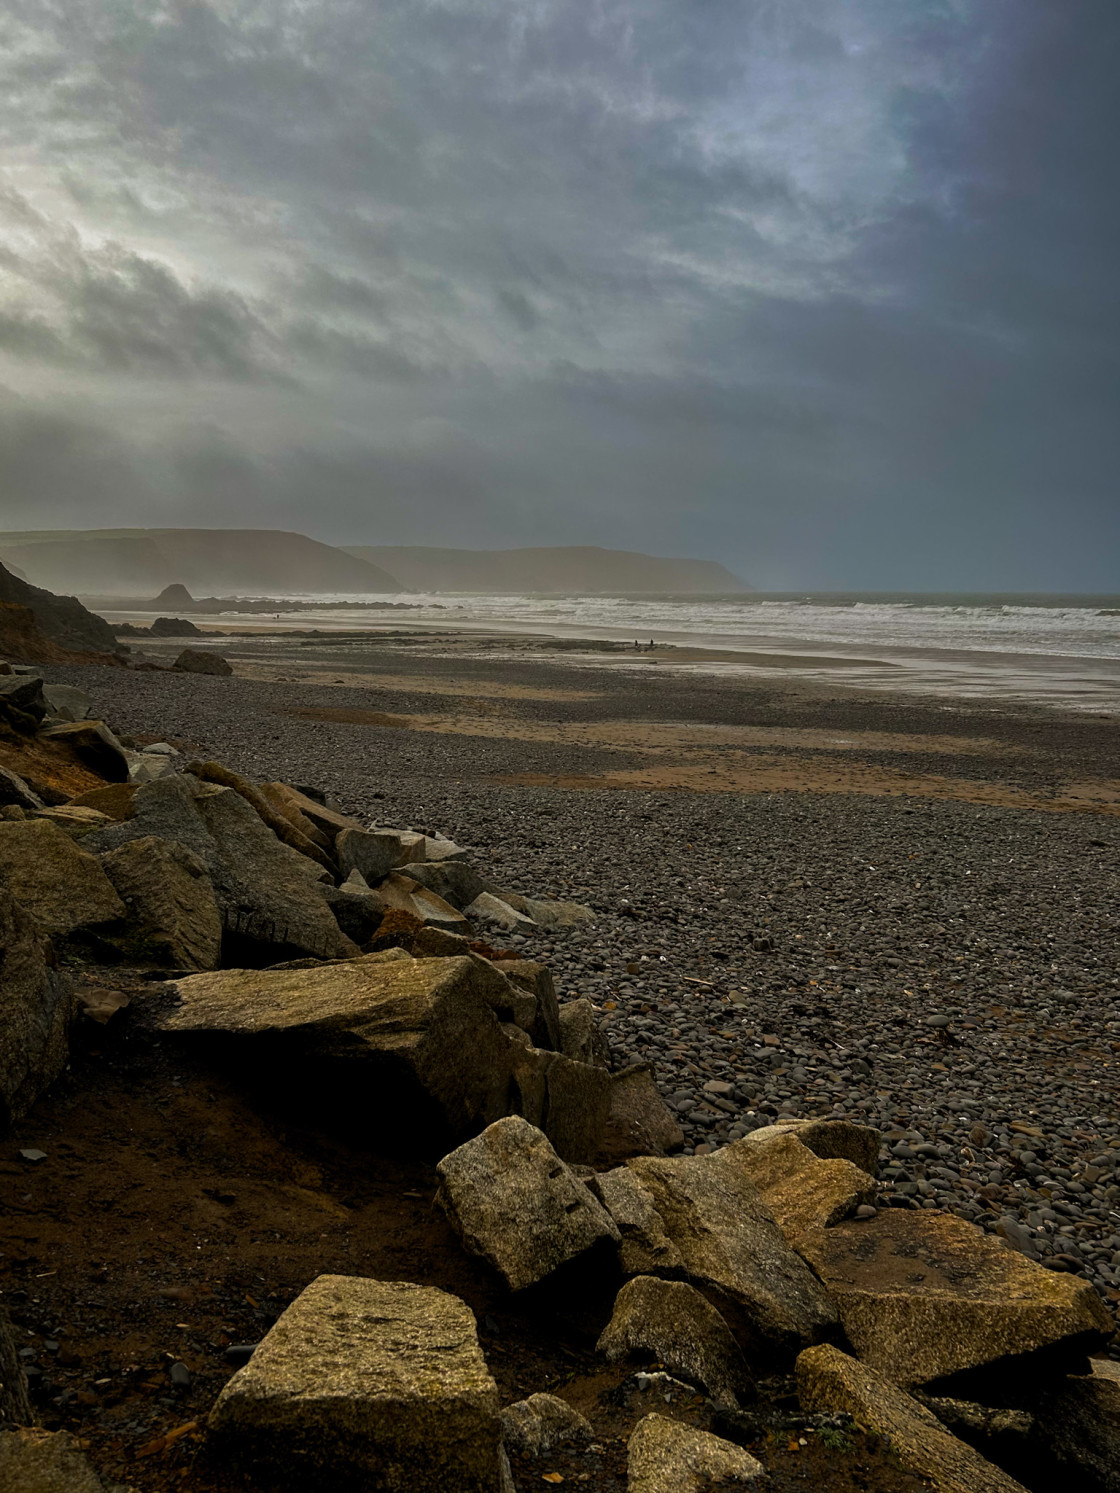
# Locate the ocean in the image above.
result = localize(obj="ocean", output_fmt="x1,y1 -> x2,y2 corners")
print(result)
102,591 -> 1120,712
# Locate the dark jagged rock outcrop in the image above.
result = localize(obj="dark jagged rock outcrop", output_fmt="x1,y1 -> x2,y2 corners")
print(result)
0,562 -> 122,660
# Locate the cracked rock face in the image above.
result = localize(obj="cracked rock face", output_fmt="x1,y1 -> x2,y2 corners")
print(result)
0,819 -> 125,937
713,1130 -> 876,1248
796,1344 -> 1028,1493
208,1275 -> 503,1492
597,1275 -> 755,1409
0,888 -> 75,1128
626,1413 -> 765,1492
436,1116 -> 620,1292
598,1152 -> 838,1358
153,954 -> 522,1148
800,1209 -> 1114,1394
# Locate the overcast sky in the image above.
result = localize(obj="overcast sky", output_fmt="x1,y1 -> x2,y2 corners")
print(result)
0,0 -> 1115,588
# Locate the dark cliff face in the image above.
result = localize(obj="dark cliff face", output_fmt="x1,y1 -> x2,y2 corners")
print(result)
0,562 -> 122,655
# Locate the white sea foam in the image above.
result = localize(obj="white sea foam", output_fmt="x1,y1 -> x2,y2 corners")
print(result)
215,592 -> 1120,661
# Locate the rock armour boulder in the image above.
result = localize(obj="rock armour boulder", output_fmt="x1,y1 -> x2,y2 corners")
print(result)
436,1116 -> 620,1292
156,955 -> 522,1146
101,835 -> 222,970
88,775 -> 356,960
597,1153 -> 837,1357
714,1131 -> 876,1247
208,1275 -> 503,1492
598,1276 -> 754,1408
797,1344 -> 1028,1493
627,1414 -> 764,1491
598,1064 -> 685,1164
0,1427 -> 110,1492
0,819 -> 125,937
800,1209 -> 1113,1393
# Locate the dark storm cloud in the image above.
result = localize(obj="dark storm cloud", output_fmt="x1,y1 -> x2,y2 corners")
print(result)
0,0 -> 1115,585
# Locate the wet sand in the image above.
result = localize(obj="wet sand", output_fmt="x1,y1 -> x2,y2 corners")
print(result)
96,606 -> 1120,713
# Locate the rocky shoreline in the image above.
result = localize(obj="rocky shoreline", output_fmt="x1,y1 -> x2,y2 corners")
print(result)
1,637 -> 1119,1491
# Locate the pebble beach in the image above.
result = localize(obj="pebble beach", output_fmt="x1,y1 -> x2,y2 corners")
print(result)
50,627 -> 1120,1316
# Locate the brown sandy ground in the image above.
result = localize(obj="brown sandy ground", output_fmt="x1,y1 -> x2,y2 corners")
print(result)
204,628 -> 1120,814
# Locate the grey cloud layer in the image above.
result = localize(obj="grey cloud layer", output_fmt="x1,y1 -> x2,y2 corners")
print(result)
0,0 -> 1115,586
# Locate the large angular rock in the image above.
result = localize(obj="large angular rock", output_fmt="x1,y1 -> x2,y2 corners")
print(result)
422,834 -> 468,862
465,892 -> 536,932
191,786 -> 354,959
0,1428 -> 109,1492
85,773 -> 215,862
752,1117 -> 881,1176
208,1275 -> 502,1492
261,782 -> 363,844
0,674 -> 47,730
0,889 -> 75,1129
598,1154 -> 837,1356
399,859 -> 489,911
337,826 -> 426,883
68,782 -> 137,820
155,955 -> 521,1146
101,836 -> 222,970
595,1166 -> 682,1273
500,892 -> 595,928
38,720 -> 130,782
128,751 -> 177,783
41,684 -> 92,722
0,819 -> 125,937
500,1393 -> 592,1457
464,957 -> 538,1031
256,782 -> 333,852
535,1049 -> 614,1166
0,765 -> 42,812
186,760 -> 335,872
323,878 -> 384,946
436,1117 -> 620,1292
598,1064 -> 685,1165
173,647 -> 232,676
598,1276 -> 754,1409
32,805 -> 112,838
413,925 -> 472,958
800,1210 -> 1113,1393
714,1131 -> 876,1247
796,1345 -> 1028,1493
492,959 -> 561,1050
370,872 -> 472,934
627,1414 -> 764,1492
557,997 -> 610,1067
1035,1358 -> 1120,1492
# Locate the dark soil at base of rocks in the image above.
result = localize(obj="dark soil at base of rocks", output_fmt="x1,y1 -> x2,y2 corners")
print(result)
5,1009 -> 928,1493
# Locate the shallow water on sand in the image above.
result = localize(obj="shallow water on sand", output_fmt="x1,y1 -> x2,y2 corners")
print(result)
99,591 -> 1120,712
